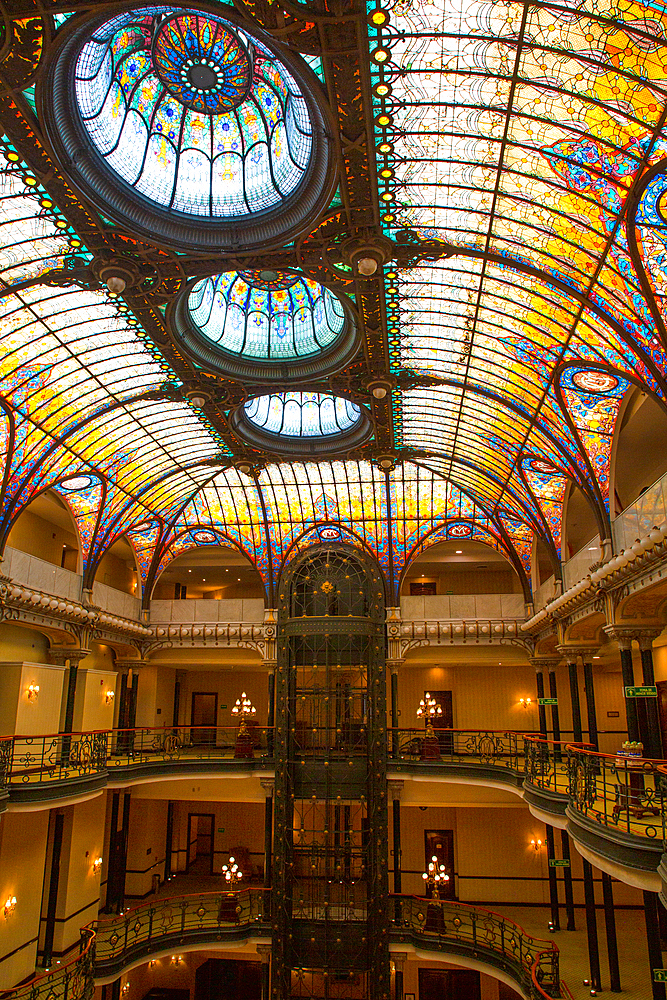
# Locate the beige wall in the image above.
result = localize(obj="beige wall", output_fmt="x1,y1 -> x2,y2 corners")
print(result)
125,798 -> 169,899
95,546 -> 136,595
73,667 -> 117,732
171,800 -> 265,878
7,508 -> 78,570
176,668 -> 269,731
133,664 -> 176,729
0,810 -> 50,988
0,622 -> 49,662
0,662 -> 66,736
52,797 -> 106,957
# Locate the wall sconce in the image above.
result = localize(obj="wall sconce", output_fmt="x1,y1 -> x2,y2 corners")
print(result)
519,697 -> 532,709
170,955 -> 184,966
530,837 -> 543,851
149,961 -> 158,970
27,683 -> 39,702
92,856 -> 103,876
3,896 -> 16,918
121,984 -> 130,995
105,690 -> 115,704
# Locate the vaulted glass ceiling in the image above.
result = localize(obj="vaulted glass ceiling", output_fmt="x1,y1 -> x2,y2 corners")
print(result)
1,0 -> 667,601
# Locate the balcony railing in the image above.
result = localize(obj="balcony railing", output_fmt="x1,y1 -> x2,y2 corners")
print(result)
1,928 -> 95,1000
394,894 -> 559,999
389,727 -> 523,775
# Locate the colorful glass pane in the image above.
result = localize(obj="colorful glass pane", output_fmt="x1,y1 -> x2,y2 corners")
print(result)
244,393 -> 361,438
188,271 -> 345,359
74,6 -> 313,218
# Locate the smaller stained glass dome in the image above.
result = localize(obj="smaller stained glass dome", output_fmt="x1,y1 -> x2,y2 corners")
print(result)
231,391 -> 372,455
172,270 -> 360,382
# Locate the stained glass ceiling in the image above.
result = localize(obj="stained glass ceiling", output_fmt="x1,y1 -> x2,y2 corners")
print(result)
2,0 -> 667,601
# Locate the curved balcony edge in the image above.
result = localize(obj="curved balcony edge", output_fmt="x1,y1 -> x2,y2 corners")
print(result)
564,804 -> 663,891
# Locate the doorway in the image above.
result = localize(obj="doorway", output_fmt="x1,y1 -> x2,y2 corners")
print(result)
195,958 -> 261,1000
424,689 -> 453,753
191,691 -> 217,745
418,969 -> 480,999
424,829 -> 455,899
186,813 -> 215,875
656,681 -> 667,757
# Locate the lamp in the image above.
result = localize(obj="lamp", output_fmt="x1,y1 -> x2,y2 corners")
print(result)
519,697 -> 532,709
170,956 -> 184,966
417,693 -> 442,721
421,856 -> 449,899
232,692 -> 256,719
105,689 -> 115,704
530,837 -> 543,851
92,856 -> 103,875
3,896 -> 16,918
27,683 -> 39,702
222,856 -> 243,889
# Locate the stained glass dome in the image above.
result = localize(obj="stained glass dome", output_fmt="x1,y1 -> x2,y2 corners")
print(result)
231,392 -> 372,455
43,6 -> 334,250
171,269 -> 360,382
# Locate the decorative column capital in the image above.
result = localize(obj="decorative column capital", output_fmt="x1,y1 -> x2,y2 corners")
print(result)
603,625 -> 642,650
529,657 -> 561,673
636,629 -> 664,651
48,646 -> 90,667
256,943 -> 271,962
115,658 -> 148,671
388,780 -> 404,801
260,777 -> 274,795
390,952 -> 408,972
556,645 -> 597,664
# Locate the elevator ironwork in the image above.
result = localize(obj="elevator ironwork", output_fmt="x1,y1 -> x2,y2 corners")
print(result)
272,546 -> 390,1000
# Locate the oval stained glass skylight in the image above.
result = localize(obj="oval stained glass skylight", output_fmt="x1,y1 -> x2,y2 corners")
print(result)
188,270 -> 345,360
43,6 -> 334,250
246,392 -> 361,437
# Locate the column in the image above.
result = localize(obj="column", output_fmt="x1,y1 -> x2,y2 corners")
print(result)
583,661 -> 599,750
264,608 -> 277,758
392,952 -> 407,1000
548,666 -> 562,762
583,859 -> 602,992
261,779 -> 273,888
644,890 -> 667,1000
386,607 -> 404,761
560,831 -> 575,931
638,634 -> 663,759
389,664 -> 400,758
49,647 -> 90,762
257,943 -> 271,1000
604,628 -> 640,742
42,810 -> 64,969
602,873 -> 621,992
566,655 -> 583,743
389,781 -> 403,895
545,825 -> 560,932
164,801 -> 174,883
532,662 -> 548,739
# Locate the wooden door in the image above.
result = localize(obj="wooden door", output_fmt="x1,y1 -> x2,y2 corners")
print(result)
425,689 -> 453,752
424,829 -> 455,899
418,968 -> 480,999
191,691 -> 217,745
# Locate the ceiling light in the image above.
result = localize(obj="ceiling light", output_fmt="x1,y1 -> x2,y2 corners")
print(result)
106,275 -> 126,294
357,257 -> 378,275
455,550 -> 462,554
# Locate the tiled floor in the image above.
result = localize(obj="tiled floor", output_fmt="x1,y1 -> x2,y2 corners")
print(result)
504,906 -> 658,999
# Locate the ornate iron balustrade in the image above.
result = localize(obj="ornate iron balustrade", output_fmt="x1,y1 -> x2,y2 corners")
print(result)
391,728 -> 523,771
7,732 -> 109,785
523,737 -> 589,797
1,929 -> 95,1000
567,744 -> 667,842
107,725 -> 273,768
93,889 -> 269,976
392,895 -> 559,999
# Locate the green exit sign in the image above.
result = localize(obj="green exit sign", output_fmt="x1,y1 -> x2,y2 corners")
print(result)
654,970 -> 667,982
625,686 -> 658,698
538,697 -> 558,706
549,859 -> 570,868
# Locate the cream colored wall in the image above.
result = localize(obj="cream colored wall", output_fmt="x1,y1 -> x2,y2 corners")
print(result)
0,622 -> 49,661
52,797 -> 106,957
177,668 -> 268,730
8,663 -> 65,736
0,810 -> 49,988
125,798 -> 169,899
96,547 -> 136,595
171,800 -> 265,877
133,664 -> 176,729
73,667 -> 117,732
7,508 -> 78,569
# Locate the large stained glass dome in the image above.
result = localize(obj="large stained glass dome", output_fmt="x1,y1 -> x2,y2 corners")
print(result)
231,392 -> 372,455
171,269 -> 360,381
42,6 -> 334,250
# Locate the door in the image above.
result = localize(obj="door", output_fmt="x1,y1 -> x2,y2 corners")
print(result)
424,689 -> 453,753
191,691 -> 217,745
186,813 -> 214,874
418,969 -> 480,1000
656,681 -> 667,757
424,829 -> 455,899
195,958 -> 261,1000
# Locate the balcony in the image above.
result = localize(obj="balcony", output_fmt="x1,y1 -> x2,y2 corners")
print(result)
149,598 -> 265,623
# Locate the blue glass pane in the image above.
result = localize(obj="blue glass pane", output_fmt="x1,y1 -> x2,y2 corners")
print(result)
245,392 -> 361,438
74,7 -> 313,218
188,270 -> 345,360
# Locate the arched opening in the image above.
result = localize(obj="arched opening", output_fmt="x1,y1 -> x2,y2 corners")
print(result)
94,535 -> 139,596
561,483 -> 600,559
6,489 -> 80,571
152,544 -> 264,601
612,386 -> 667,515
400,539 -> 523,597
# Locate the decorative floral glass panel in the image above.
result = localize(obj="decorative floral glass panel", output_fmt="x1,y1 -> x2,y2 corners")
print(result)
188,270 -> 345,359
245,393 -> 361,438
74,7 -> 313,217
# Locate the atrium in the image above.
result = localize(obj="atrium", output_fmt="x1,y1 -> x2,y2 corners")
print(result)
4,1 -> 667,999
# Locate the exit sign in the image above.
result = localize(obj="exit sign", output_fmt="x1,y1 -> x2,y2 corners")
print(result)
549,859 -> 570,868
625,686 -> 658,698
538,697 -> 558,706
653,970 -> 667,982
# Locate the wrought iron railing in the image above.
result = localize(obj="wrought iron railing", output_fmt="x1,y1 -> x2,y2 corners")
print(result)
391,727 -> 523,770
567,744 -> 666,841
92,888 -> 269,973
0,929 -> 95,1000
523,737 -> 589,797
393,895 -> 559,999
4,732 -> 108,785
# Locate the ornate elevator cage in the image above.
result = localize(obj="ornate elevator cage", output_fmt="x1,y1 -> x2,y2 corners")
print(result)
272,546 -> 390,1000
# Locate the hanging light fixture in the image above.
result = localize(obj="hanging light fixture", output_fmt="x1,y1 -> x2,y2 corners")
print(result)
421,856 -> 449,899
